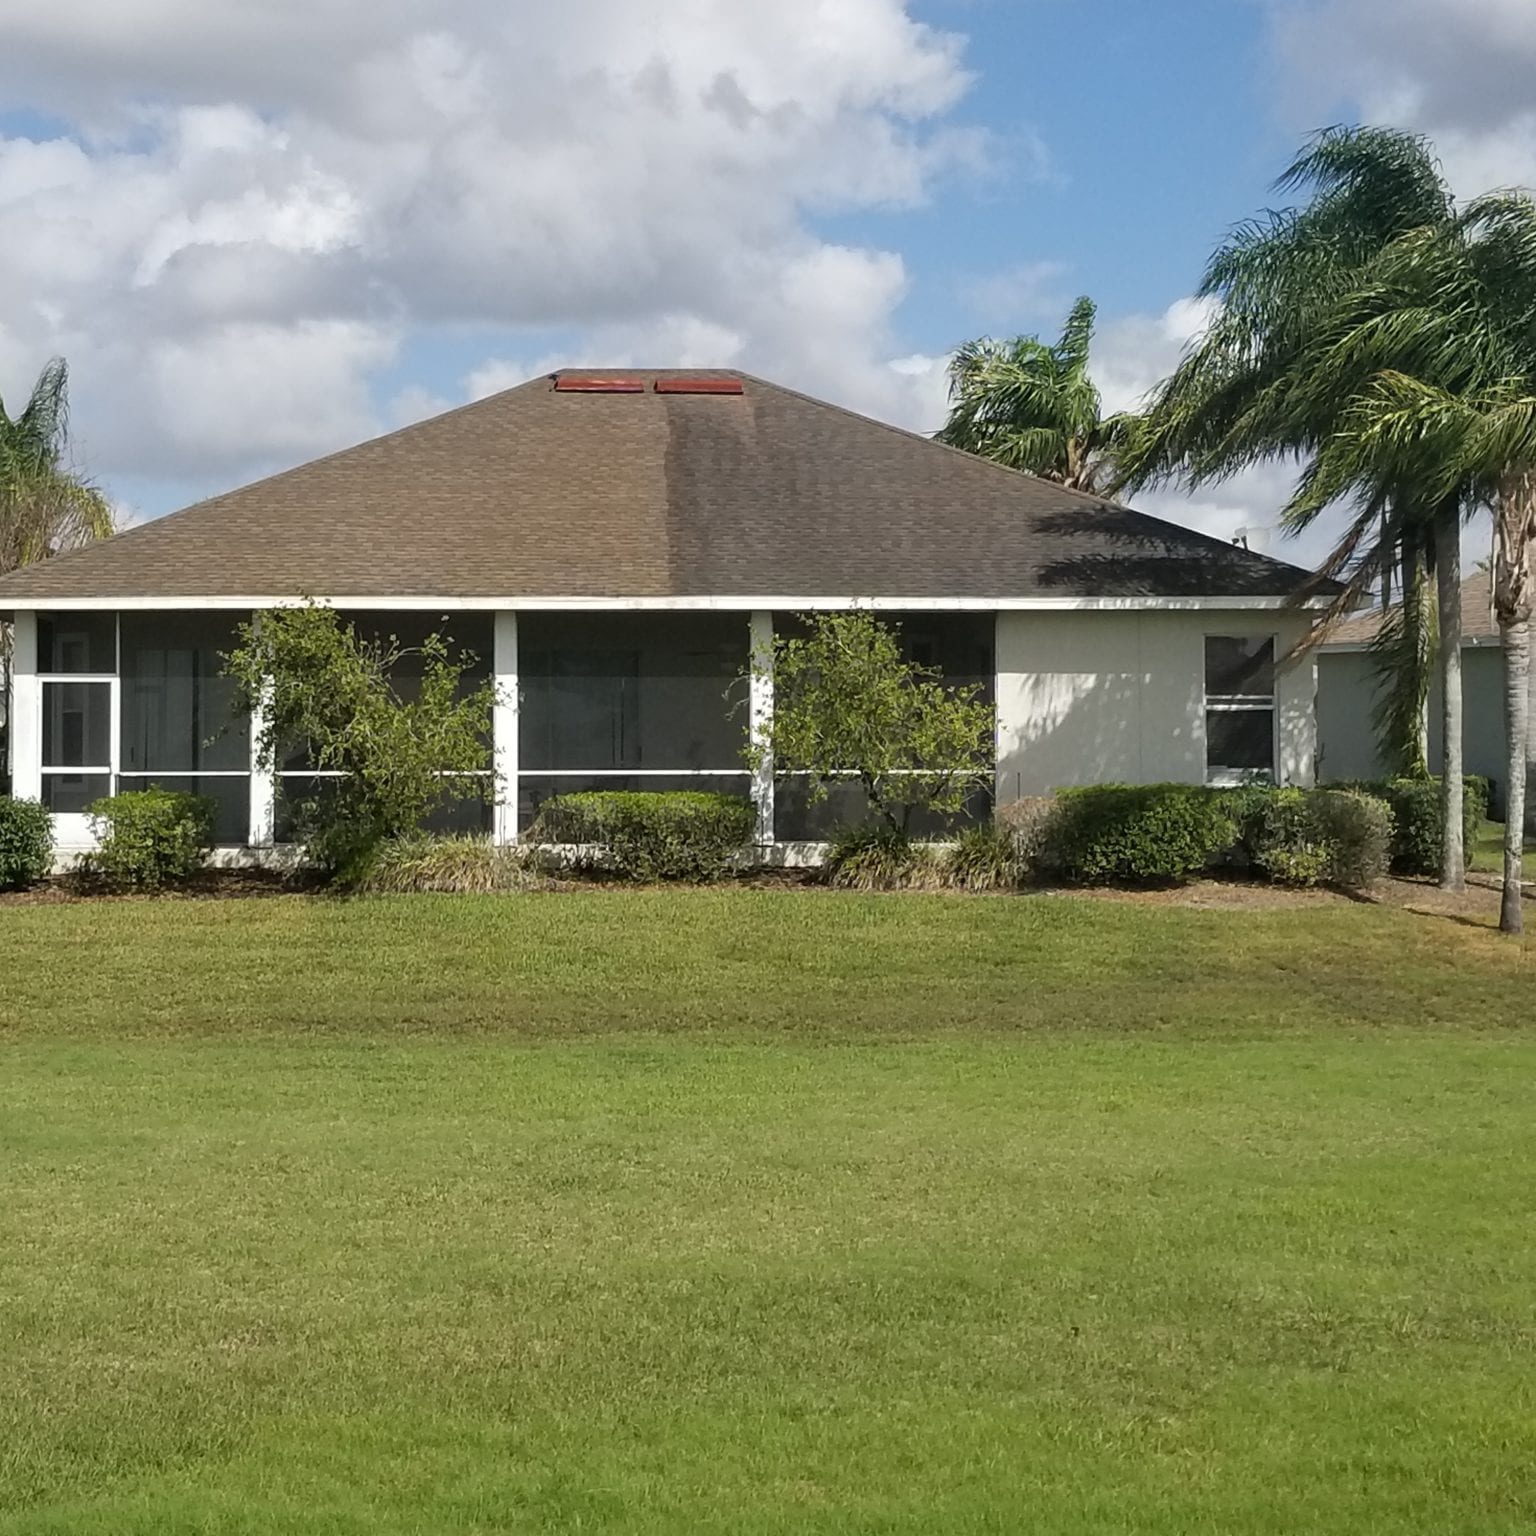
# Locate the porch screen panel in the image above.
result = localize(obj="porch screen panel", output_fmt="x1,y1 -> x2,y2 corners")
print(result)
518,613 -> 749,833
273,611 -> 494,842
119,612 -> 250,772
520,613 -> 747,772
772,611 -> 997,842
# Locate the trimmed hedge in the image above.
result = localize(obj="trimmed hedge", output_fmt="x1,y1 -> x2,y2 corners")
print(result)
528,791 -> 755,882
1047,784 -> 1239,884
82,788 -> 216,890
997,783 -> 1395,891
1398,775 -> 1485,875
0,796 -> 53,891
1243,787 -> 1393,888
1341,776 -> 1488,876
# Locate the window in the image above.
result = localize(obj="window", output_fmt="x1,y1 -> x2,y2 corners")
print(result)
1204,635 -> 1276,784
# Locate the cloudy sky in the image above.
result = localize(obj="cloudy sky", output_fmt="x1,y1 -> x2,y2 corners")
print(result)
1,0 -> 1533,566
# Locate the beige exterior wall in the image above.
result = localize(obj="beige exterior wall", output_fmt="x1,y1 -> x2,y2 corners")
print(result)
994,609 -> 1318,802
1317,641 -> 1512,812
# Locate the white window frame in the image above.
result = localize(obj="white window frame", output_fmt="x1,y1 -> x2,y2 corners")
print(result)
1203,633 -> 1279,787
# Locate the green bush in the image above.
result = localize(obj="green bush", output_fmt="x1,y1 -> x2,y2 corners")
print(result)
529,791 -> 754,882
1249,789 -> 1331,886
1344,776 -> 1488,876
224,606 -> 495,887
945,822 -> 1024,892
1311,789 -> 1395,888
82,789 -> 216,890
0,797 -> 53,890
1246,787 -> 1393,889
356,834 -> 532,894
1048,784 -> 1239,884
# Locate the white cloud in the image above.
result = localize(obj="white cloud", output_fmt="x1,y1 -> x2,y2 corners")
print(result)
0,0 -> 981,501
1270,0 -> 1536,192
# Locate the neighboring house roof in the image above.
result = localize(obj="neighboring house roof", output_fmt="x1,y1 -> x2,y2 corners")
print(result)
0,369 -> 1324,604
1324,570 -> 1500,649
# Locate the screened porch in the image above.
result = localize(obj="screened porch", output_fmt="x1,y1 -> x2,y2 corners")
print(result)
10,607 -> 996,848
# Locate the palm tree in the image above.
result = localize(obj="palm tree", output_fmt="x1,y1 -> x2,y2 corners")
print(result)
1118,127 -> 1472,889
1277,187 -> 1536,932
938,297 -> 1134,493
1,359 -> 114,577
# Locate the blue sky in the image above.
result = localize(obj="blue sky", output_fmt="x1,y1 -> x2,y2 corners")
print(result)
0,0 -> 1531,562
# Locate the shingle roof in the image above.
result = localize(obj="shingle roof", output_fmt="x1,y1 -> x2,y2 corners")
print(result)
1324,570 -> 1500,647
0,369 -> 1323,603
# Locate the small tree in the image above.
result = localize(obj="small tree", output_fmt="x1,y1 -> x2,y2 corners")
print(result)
751,611 -> 994,838
224,606 -> 496,884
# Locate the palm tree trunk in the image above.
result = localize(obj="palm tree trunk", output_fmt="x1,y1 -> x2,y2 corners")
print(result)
1501,619 -> 1530,934
1493,476 -> 1534,936
1527,635 -> 1535,838
1406,543 -> 1430,775
1435,503 -> 1465,891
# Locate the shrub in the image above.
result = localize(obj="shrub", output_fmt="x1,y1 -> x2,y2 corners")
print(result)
1344,775 -> 1488,876
753,611 -> 994,835
1049,784 -> 1238,884
224,606 -> 495,886
529,791 -> 754,882
945,822 -> 1024,892
1310,789 -> 1394,889
0,797 -> 53,890
996,796 -> 1064,878
356,834 -> 532,894
82,788 -> 215,890
1241,787 -> 1392,889
1249,789 -> 1332,887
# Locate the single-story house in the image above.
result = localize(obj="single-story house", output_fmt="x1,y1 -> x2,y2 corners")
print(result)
0,369 -> 1326,856
1317,568 -> 1529,816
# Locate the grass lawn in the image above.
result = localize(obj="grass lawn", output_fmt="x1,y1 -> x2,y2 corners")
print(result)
1474,818 -> 1536,880
1,890 -> 1533,1534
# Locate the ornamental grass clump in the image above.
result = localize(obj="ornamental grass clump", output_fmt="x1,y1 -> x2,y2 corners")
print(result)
824,824 -> 946,891
356,835 -> 533,894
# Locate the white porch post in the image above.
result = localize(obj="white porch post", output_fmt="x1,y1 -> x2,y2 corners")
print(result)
248,672 -> 276,847
9,610 -> 41,802
493,610 -> 519,845
749,610 -> 774,846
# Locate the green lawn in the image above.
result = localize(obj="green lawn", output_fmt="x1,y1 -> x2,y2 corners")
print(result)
1,890 -> 1533,1534
1474,818 -> 1536,880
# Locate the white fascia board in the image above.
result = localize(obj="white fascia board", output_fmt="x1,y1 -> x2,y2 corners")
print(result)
1320,634 -> 1503,655
8,593 -> 1334,613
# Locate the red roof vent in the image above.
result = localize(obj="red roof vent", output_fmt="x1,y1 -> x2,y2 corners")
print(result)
552,375 -> 644,393
654,377 -> 745,395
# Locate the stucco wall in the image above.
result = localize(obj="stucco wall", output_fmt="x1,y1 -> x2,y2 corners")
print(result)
1317,642 -> 1510,811
994,609 -> 1317,802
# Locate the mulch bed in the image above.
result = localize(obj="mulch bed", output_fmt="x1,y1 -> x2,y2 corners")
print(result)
2,867 -> 1527,920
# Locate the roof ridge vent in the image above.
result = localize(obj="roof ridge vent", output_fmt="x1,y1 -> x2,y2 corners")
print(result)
655,377 -> 744,395
553,374 -> 644,393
